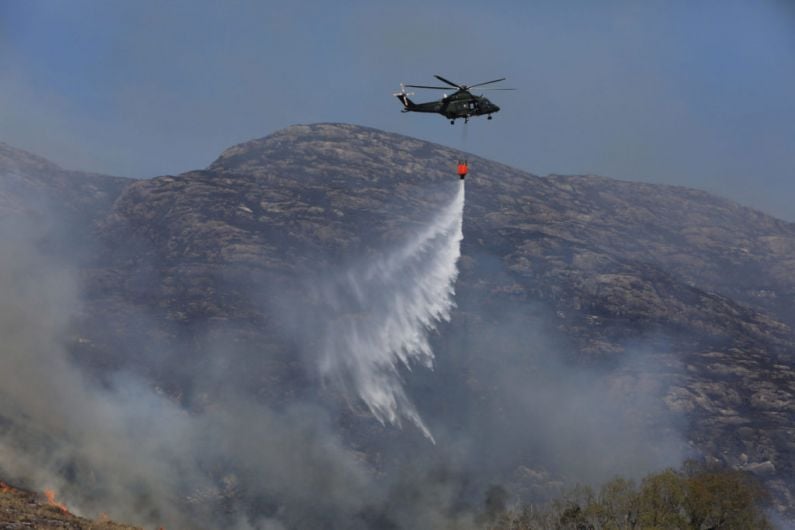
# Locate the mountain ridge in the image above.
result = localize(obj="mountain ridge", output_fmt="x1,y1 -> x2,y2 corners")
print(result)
2,123 -> 795,522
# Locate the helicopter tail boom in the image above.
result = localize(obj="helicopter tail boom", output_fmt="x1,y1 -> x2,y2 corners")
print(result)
395,92 -> 416,111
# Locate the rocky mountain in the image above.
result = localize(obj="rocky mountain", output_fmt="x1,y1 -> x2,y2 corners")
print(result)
0,142 -> 130,259
2,123 -> 795,525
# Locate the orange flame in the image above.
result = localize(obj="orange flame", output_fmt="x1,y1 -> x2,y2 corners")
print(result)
44,489 -> 70,514
0,482 -> 11,493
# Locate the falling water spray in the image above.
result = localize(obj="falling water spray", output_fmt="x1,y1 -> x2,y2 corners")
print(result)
317,182 -> 465,442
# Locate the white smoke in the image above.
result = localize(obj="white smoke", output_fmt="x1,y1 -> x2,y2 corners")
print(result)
0,218 -> 381,529
316,181 -> 465,441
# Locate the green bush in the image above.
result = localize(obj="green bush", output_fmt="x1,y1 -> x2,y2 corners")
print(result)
484,460 -> 773,530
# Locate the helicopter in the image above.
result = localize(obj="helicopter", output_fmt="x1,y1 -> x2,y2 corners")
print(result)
394,75 -> 514,124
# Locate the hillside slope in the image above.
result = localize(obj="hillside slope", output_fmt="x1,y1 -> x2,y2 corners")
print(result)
2,124 -> 794,524
89,123 -> 795,510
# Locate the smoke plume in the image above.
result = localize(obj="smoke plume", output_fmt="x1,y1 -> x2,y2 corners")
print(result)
0,177 -> 687,529
0,217 -> 376,528
0,183 -> 471,528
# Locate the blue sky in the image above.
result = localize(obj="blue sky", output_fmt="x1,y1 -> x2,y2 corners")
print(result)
1,0 -> 794,219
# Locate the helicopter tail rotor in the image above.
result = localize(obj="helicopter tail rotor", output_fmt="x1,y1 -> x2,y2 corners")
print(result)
393,83 -> 416,111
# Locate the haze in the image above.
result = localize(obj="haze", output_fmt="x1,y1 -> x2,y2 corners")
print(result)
1,0 -> 794,220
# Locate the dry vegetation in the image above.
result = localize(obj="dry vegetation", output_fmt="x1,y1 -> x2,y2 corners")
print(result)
0,482 -> 141,530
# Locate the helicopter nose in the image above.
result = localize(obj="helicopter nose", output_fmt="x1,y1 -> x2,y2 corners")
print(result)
493,104 -> 500,112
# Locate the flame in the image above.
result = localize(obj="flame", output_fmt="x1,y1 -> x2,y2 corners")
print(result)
0,482 -> 11,493
44,489 -> 70,514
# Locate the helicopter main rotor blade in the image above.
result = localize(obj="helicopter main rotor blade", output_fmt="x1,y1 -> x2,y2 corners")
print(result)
404,84 -> 455,90
468,77 -> 507,89
434,75 -> 464,89
478,88 -> 517,91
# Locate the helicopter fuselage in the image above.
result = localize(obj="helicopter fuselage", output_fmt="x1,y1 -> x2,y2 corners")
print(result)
396,89 -> 500,123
